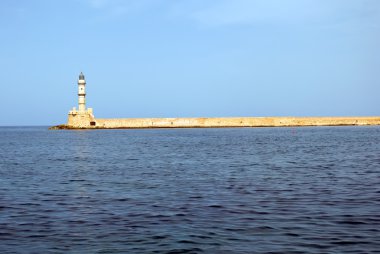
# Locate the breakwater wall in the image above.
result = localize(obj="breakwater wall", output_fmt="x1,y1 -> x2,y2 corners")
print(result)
60,116 -> 380,129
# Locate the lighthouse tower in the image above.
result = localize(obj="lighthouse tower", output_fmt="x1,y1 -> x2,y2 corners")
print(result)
78,72 -> 86,112
68,72 -> 95,127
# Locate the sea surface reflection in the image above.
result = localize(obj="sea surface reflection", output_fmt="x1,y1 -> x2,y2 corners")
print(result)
0,126 -> 379,253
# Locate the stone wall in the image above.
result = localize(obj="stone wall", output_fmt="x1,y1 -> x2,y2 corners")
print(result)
67,111 -> 95,128
68,116 -> 380,129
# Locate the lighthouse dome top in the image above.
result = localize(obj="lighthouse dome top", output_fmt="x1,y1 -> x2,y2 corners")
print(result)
79,72 -> 85,80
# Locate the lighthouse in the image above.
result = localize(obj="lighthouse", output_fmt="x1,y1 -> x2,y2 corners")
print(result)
78,72 -> 86,112
67,72 -> 95,127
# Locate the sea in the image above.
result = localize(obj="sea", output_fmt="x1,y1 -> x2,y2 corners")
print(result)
0,126 -> 379,253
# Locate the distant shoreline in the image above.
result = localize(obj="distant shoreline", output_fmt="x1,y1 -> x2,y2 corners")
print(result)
50,116 -> 380,130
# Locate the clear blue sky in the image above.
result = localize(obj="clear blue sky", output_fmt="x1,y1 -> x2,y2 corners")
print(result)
0,0 -> 379,126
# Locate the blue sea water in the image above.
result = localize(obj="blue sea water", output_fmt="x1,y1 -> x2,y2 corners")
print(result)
0,126 -> 379,253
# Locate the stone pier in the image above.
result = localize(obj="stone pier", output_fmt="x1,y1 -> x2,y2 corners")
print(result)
50,115 -> 380,129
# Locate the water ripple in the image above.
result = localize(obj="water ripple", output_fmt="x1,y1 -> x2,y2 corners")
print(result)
0,126 -> 379,253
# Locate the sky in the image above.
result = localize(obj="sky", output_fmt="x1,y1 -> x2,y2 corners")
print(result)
0,0 -> 379,126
